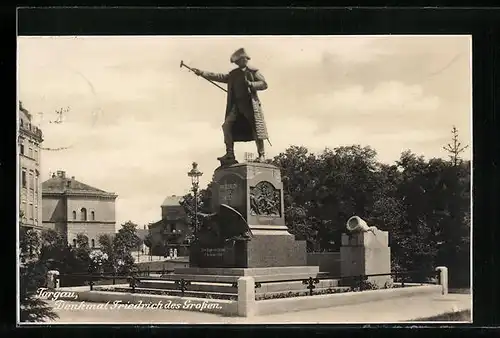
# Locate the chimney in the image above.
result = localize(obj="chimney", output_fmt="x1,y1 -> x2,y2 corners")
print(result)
56,170 -> 66,178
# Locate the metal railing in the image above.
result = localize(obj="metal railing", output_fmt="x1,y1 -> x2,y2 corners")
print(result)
253,270 -> 440,296
56,269 -> 439,298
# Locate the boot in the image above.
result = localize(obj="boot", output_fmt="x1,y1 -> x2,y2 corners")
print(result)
217,143 -> 235,161
254,139 -> 265,162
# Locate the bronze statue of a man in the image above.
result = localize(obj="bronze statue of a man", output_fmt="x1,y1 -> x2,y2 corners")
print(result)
192,48 -> 269,164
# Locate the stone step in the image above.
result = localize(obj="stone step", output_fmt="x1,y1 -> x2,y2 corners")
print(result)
136,275 -> 340,295
136,280 -> 237,294
136,272 -> 330,284
174,266 -> 320,277
130,287 -> 237,299
137,274 -> 239,283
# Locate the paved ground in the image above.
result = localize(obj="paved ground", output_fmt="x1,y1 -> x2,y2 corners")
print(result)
42,293 -> 472,324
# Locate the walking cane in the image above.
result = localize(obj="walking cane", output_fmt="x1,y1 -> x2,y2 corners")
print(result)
180,60 -> 227,93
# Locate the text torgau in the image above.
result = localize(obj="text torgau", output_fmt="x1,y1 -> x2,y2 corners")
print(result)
36,288 -> 78,300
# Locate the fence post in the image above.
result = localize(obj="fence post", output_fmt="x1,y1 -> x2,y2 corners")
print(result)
131,276 -> 136,293
237,276 -> 256,317
435,266 -> 448,295
46,270 -> 60,289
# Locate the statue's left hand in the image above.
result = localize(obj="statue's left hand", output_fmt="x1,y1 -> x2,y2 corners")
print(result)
245,79 -> 252,88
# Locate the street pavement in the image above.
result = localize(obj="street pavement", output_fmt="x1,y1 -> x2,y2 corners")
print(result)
40,293 -> 472,324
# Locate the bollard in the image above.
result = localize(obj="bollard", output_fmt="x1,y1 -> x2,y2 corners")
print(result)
435,266 -> 448,295
46,270 -> 60,289
237,276 -> 256,317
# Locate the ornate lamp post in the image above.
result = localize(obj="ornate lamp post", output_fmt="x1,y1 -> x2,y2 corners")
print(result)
187,162 -> 203,238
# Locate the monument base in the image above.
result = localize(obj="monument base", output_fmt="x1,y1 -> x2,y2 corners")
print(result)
190,231 -> 307,268
340,230 -> 392,288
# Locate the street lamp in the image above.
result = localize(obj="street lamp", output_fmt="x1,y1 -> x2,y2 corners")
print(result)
187,162 -> 203,237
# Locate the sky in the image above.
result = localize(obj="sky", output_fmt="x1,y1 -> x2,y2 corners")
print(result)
17,35 -> 472,228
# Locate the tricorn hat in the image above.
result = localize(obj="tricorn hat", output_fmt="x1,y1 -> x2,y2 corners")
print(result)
230,48 -> 251,63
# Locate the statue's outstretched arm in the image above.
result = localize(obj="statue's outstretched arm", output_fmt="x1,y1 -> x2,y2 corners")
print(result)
200,71 -> 230,84
248,71 -> 268,91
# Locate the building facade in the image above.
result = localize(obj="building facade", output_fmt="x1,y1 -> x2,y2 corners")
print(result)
42,170 -> 117,247
18,101 -> 44,230
148,195 -> 191,256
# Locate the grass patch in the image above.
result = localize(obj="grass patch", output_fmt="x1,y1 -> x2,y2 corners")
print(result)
414,310 -> 471,321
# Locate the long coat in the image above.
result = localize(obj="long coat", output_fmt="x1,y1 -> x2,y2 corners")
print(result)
201,66 -> 269,142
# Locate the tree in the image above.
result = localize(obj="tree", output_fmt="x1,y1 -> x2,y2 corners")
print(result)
270,145 -> 381,251
19,217 -> 58,322
180,182 -> 213,238
38,229 -> 74,272
98,222 -> 140,274
268,134 -> 470,287
19,226 -> 40,263
443,126 -> 469,166
98,234 -> 116,274
72,233 -> 92,273
143,233 -> 153,249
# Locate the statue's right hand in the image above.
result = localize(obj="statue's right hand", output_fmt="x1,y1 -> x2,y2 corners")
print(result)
192,68 -> 203,76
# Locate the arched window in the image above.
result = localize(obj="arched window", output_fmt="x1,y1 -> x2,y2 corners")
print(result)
72,211 -> 77,220
91,211 -> 95,221
73,239 -> 77,247
80,208 -> 87,221
91,239 -> 95,248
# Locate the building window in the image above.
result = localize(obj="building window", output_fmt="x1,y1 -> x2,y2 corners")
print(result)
35,205 -> 38,219
29,147 -> 33,158
72,211 -> 77,220
80,208 -> 87,221
20,144 -> 24,155
91,211 -> 95,221
21,202 -> 26,220
171,223 -> 177,232
29,172 -> 34,190
28,203 -> 33,220
34,149 -> 38,161
73,239 -> 77,247
35,176 -> 38,193
21,170 -> 27,188
91,239 -> 95,248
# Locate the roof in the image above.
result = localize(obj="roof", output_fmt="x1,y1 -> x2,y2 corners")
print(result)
148,219 -> 164,229
19,102 -> 43,141
161,195 -> 183,207
42,171 -> 116,196
135,229 -> 149,241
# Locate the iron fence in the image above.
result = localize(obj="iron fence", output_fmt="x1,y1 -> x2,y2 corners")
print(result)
56,269 -> 440,297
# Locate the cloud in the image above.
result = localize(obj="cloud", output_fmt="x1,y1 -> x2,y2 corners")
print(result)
312,81 -> 440,115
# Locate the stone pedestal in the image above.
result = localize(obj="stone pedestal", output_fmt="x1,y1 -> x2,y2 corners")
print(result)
340,229 -> 391,288
191,162 -> 307,268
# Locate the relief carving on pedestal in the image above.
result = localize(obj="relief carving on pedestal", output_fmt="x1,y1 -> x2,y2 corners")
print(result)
249,181 -> 281,217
